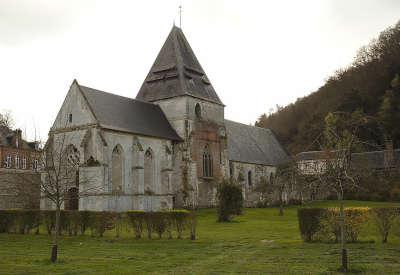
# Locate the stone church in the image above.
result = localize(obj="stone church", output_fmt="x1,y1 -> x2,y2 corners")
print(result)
42,26 -> 289,211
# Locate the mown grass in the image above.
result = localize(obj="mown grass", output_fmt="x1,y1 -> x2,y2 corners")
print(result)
0,200 -> 400,274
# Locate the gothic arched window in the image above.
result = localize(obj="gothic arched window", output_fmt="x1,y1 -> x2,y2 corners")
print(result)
202,145 -> 213,177
144,148 -> 154,193
112,145 -> 124,193
66,145 -> 80,166
248,171 -> 252,187
195,103 -> 202,119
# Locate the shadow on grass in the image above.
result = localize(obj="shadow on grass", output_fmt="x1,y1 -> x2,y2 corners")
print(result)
331,265 -> 369,274
216,220 -> 241,223
306,239 -> 376,244
33,258 -> 67,266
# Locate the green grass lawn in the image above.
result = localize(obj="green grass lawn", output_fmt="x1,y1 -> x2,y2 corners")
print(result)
1,200 -> 400,274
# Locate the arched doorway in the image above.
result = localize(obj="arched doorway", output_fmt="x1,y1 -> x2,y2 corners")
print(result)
65,145 -> 80,210
65,187 -> 79,210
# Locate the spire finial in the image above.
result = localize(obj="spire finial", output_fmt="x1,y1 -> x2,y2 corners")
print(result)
179,5 -> 182,28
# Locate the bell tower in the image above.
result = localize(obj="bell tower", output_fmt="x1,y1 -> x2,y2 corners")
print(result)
136,26 -> 228,207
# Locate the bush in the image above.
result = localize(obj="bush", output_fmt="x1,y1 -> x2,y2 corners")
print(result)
126,210 -> 191,239
127,211 -> 145,239
287,198 -> 303,206
325,207 -> 370,243
170,210 -> 189,239
371,207 -> 400,243
16,210 -> 41,234
217,178 -> 243,222
0,210 -> 41,234
90,211 -> 116,237
0,209 -> 195,240
0,210 -> 16,233
79,210 -> 92,235
41,210 -> 56,235
65,211 -> 81,236
152,212 -> 167,239
297,208 -> 327,242
299,207 -> 370,243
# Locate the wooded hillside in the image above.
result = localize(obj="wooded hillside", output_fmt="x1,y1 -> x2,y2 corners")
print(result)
256,21 -> 400,154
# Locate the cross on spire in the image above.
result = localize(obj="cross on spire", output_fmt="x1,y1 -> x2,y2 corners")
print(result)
179,5 -> 182,28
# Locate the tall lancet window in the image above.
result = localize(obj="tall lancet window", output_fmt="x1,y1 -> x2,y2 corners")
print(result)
112,145 -> 124,193
144,148 -> 154,193
202,145 -> 213,177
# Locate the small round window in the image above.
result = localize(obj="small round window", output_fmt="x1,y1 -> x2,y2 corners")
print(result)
195,103 -> 202,119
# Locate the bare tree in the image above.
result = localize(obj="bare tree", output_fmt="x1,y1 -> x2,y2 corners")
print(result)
0,110 -> 14,128
41,131 -> 100,263
4,129 -> 99,263
316,110 -> 369,272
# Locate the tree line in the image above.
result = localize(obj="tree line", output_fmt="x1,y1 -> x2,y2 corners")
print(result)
256,21 -> 400,154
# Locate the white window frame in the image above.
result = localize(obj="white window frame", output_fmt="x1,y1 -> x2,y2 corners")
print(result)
22,157 -> 27,169
5,155 -> 12,168
15,155 -> 20,169
33,159 -> 39,171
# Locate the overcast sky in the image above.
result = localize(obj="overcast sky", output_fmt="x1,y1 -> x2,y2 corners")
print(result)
1,0 -> 400,141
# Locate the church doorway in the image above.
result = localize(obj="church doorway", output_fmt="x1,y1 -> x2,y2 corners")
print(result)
65,187 -> 79,210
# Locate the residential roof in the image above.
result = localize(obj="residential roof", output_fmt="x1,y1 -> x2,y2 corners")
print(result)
0,125 -> 38,150
136,26 -> 223,105
225,120 -> 290,166
296,150 -> 334,161
78,84 -> 182,141
296,149 -> 400,169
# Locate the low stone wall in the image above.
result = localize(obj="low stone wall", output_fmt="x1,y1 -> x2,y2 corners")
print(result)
41,193 -> 173,212
0,168 -> 40,209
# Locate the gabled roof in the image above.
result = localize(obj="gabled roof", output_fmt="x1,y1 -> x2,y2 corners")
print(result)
225,120 -> 290,166
0,125 -> 38,150
136,26 -> 223,105
78,84 -> 182,141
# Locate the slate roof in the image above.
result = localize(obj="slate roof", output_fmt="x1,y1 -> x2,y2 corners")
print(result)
136,26 -> 223,105
0,125 -> 38,150
225,120 -> 290,166
78,84 -> 182,141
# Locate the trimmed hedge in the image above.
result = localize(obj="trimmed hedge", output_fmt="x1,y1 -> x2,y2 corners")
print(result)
0,209 -> 194,240
298,208 -> 327,242
371,207 -> 400,243
126,209 -> 191,239
298,207 -> 400,243
324,207 -> 370,242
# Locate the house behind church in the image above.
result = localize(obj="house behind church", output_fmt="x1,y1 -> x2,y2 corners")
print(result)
42,26 -> 289,212
0,126 -> 41,209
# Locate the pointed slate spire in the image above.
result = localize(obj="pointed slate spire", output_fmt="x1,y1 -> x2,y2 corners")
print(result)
136,26 -> 223,105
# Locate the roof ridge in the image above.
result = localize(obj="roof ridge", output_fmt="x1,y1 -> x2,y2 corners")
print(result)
79,84 -> 158,107
225,119 -> 272,132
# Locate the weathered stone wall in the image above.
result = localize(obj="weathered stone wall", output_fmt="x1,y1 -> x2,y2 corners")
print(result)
0,169 -> 40,209
155,96 -> 227,208
229,161 -> 276,207
42,129 -> 174,212
51,81 -> 96,130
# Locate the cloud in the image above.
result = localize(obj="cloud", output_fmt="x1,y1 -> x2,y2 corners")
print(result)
0,0 -> 94,45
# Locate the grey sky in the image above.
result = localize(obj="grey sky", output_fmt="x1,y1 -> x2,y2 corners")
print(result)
1,0 -> 399,141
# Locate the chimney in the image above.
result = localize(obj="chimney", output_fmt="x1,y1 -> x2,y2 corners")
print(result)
384,139 -> 394,169
13,129 -> 22,148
